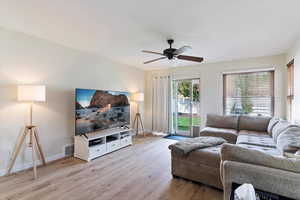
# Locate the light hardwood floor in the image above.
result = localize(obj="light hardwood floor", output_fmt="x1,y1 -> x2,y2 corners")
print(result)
0,136 -> 223,200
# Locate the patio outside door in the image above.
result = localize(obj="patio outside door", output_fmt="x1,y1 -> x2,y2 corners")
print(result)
172,79 -> 200,136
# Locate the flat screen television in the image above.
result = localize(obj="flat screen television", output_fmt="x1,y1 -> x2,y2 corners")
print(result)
75,88 -> 130,135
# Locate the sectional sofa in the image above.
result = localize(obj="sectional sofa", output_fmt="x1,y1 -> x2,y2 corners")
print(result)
170,114 -> 300,200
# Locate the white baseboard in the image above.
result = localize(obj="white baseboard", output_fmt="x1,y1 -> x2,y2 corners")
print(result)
145,129 -> 154,134
0,153 -> 66,177
151,131 -> 168,136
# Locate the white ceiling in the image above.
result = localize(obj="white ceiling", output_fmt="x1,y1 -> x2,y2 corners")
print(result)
1,0 -> 300,70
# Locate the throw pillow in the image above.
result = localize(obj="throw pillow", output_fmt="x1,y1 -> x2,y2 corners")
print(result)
267,117 -> 280,135
271,120 -> 297,143
277,126 -> 300,154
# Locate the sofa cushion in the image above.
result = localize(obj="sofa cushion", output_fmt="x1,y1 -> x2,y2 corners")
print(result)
238,130 -> 269,136
200,127 -> 238,144
206,114 -> 239,130
239,115 -> 271,132
271,120 -> 297,143
237,144 -> 280,156
237,133 -> 276,148
221,144 -> 300,173
267,117 -> 280,135
277,127 -> 300,154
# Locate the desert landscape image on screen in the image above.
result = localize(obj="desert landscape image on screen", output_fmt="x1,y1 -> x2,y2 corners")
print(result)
75,89 -> 130,135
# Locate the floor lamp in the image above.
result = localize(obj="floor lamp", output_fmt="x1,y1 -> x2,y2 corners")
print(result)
7,85 -> 46,179
132,92 -> 145,136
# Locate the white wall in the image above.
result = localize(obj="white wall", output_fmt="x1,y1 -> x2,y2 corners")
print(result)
287,38 -> 300,124
0,28 -> 145,175
145,55 -> 287,131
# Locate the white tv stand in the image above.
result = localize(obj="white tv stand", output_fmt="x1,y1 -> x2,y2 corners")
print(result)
74,127 -> 133,161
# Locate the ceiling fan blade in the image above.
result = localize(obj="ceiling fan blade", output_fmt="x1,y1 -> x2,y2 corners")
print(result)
177,55 -> 204,63
142,50 -> 164,56
174,46 -> 192,55
144,57 -> 167,64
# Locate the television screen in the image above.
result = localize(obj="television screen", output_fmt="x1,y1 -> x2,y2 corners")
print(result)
75,88 -> 130,135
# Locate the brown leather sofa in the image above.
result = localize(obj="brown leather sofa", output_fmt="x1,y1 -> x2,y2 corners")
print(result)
170,114 -> 300,199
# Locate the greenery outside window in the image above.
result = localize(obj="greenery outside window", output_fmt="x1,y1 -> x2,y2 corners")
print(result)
223,70 -> 275,116
172,79 -> 200,135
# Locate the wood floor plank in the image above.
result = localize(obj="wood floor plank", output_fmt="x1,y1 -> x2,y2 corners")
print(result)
0,136 -> 223,200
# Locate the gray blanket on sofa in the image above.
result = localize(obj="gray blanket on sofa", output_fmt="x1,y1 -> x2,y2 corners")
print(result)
168,136 -> 226,156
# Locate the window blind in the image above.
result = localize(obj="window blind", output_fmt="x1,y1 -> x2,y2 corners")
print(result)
223,70 -> 274,116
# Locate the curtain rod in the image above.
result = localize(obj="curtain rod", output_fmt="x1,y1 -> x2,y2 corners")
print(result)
222,67 -> 275,75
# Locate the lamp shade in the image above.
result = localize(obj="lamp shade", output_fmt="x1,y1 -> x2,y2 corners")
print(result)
18,85 -> 46,102
133,92 -> 144,102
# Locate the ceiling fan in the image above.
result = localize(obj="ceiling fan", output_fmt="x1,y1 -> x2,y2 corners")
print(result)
142,39 -> 204,64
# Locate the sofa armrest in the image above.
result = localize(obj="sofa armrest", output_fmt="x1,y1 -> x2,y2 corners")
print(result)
220,143 -> 300,173
222,161 -> 300,200
200,127 -> 238,144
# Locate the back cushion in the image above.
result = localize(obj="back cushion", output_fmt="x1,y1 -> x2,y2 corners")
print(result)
239,115 -> 271,132
272,120 -> 297,143
267,117 -> 280,135
277,127 -> 300,154
206,114 -> 239,130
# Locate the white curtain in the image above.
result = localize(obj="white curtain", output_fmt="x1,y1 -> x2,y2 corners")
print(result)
152,75 -> 171,133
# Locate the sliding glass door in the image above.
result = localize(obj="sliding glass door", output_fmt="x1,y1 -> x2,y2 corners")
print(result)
172,79 -> 200,136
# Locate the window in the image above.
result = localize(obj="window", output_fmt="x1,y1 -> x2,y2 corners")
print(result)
287,60 -> 294,121
223,70 -> 274,116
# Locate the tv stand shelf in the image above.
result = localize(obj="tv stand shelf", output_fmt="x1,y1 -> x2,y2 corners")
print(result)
74,128 -> 133,161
